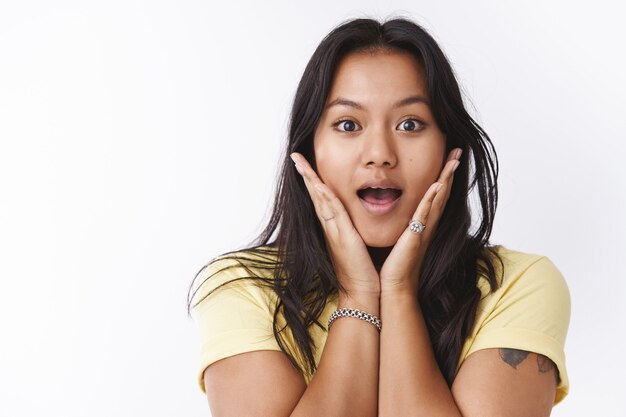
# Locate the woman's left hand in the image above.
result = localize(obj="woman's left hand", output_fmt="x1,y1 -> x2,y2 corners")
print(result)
379,148 -> 462,295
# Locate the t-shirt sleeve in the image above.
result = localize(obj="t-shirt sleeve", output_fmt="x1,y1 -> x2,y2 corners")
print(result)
465,255 -> 571,405
190,257 -> 282,394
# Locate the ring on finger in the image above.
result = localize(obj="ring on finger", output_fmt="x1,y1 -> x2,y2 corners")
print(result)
408,219 -> 426,234
322,215 -> 336,222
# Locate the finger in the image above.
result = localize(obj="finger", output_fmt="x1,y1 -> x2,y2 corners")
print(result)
293,157 -> 367,260
438,147 -> 462,186
436,155 -> 460,200
313,180 -> 355,234
413,181 -> 443,226
292,154 -> 335,221
404,182 -> 442,245
290,152 -> 323,189
430,148 -> 462,217
393,181 -> 442,251
290,153 -> 334,223
448,147 -> 462,164
290,153 -> 352,233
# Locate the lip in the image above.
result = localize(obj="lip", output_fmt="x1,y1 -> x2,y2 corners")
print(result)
357,178 -> 402,191
356,178 -> 403,216
358,195 -> 401,215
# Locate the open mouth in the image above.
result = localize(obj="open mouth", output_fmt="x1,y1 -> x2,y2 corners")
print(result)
357,188 -> 403,205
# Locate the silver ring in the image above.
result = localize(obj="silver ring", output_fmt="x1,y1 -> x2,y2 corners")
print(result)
409,219 -> 426,234
322,216 -> 335,222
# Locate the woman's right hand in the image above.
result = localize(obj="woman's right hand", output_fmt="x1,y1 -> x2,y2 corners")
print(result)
290,152 -> 380,302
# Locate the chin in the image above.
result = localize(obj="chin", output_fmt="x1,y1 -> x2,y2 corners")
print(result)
360,227 -> 403,248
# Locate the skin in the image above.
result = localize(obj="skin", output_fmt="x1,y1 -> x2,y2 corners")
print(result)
204,50 -> 559,416
312,50 -> 446,252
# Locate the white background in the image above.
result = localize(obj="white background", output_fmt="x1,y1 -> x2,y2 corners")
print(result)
1,1 -> 624,416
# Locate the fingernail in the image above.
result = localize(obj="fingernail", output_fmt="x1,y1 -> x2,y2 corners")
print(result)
290,153 -> 298,163
294,163 -> 303,175
452,160 -> 460,172
455,148 -> 463,160
435,182 -> 443,192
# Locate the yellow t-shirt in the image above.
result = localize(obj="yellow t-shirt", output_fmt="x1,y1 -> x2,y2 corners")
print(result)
191,245 -> 571,405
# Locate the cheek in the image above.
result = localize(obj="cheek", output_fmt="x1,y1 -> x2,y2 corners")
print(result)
403,155 -> 444,206
316,159 -> 351,203
313,140 -> 350,193
406,153 -> 443,183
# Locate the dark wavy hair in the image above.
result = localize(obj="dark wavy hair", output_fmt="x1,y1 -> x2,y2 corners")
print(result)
188,16 -> 503,386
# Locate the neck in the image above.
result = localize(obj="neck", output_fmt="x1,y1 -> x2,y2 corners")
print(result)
367,246 -> 393,272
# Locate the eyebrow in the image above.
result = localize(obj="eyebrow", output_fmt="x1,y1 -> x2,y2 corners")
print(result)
325,95 -> 430,110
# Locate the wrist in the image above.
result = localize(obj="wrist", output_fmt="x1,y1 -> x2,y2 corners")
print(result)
338,291 -> 380,316
380,287 -> 419,304
380,279 -> 417,297
380,290 -> 422,322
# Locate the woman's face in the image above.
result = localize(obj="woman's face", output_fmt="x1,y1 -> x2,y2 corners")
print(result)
313,50 -> 446,247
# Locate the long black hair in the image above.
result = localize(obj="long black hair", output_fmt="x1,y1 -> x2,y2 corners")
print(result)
188,16 -> 502,386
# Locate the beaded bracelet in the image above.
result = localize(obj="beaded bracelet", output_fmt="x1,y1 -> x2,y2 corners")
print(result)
327,307 -> 382,333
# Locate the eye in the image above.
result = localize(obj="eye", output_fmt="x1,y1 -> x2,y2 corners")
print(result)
397,118 -> 425,132
333,119 -> 361,133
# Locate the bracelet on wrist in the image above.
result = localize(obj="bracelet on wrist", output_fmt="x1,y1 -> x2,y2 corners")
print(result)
327,307 -> 382,332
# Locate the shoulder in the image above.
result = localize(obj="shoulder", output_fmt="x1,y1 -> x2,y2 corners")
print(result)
189,245 -> 280,312
190,245 -> 286,395
464,245 -> 572,404
478,245 -> 570,304
476,245 -> 571,340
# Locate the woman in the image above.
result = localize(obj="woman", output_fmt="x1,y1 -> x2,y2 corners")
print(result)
188,17 -> 570,416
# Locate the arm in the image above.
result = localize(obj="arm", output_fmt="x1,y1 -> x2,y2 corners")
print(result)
203,152 -> 383,416
376,150 -> 462,415
452,348 -> 558,416
292,292 -> 380,416
375,149 -> 564,415
378,291 -> 462,416
378,291 -> 559,417
204,291 -> 380,417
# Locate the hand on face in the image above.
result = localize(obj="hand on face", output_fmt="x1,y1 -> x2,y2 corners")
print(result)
291,147 -> 462,297
290,152 -> 381,297
379,148 -> 462,295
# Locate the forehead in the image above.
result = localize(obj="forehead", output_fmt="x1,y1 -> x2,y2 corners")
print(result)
327,50 -> 427,101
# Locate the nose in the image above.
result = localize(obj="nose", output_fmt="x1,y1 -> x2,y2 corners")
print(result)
361,126 -> 397,168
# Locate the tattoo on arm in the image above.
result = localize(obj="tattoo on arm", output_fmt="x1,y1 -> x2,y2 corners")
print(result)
498,348 -> 530,369
499,348 -> 561,385
537,354 -> 554,373
538,354 -> 561,385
